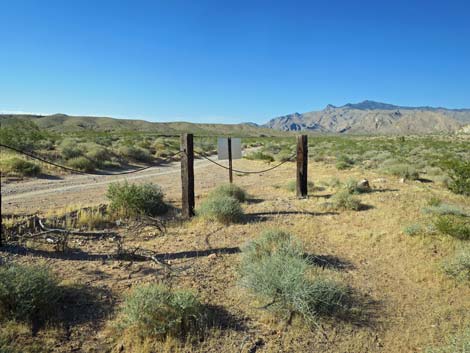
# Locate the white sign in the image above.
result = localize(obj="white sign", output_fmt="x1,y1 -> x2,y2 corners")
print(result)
218,138 -> 242,160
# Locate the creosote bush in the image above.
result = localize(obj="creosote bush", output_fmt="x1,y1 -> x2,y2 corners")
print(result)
107,181 -> 168,217
442,248 -> 470,282
238,230 -> 352,324
442,159 -> 470,196
433,215 -> 470,240
244,151 -> 274,162
208,183 -> 247,203
328,190 -> 362,211
0,157 -> 41,177
0,264 -> 61,325
385,163 -> 420,180
118,284 -> 206,340
66,156 -> 96,172
197,195 -> 243,224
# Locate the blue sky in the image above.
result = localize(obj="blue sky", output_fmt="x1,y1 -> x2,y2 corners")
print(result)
1,0 -> 469,124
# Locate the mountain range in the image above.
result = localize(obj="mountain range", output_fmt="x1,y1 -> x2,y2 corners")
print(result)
1,100 -> 470,135
264,100 -> 470,134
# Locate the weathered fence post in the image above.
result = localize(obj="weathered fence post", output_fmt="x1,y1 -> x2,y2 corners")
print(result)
296,134 -> 308,198
0,173 -> 3,247
228,137 -> 233,183
181,133 -> 195,218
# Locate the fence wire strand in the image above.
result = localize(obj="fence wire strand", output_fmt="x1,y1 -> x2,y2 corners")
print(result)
193,150 -> 296,174
0,143 -> 181,176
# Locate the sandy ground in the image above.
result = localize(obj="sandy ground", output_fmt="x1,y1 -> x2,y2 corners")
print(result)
1,159 -> 469,353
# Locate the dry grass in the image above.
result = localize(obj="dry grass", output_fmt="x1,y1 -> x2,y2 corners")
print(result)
1,157 -> 470,353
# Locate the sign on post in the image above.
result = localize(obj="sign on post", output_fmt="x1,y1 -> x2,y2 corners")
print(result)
217,138 -> 242,160
218,137 -> 242,183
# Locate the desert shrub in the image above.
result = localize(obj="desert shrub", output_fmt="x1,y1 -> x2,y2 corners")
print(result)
403,224 -> 423,236
238,230 -> 352,323
426,329 -> 470,353
285,179 -> 315,193
386,164 -> 420,180
119,284 -> 206,340
0,264 -> 61,325
208,183 -> 247,203
442,159 -> 470,196
328,190 -> 362,211
0,157 -> 41,177
423,203 -> 469,217
107,181 -> 167,217
84,144 -> 112,165
197,195 -> 243,224
66,156 -> 96,172
60,139 -> 83,159
117,145 -> 153,163
0,119 -> 47,150
244,151 -> 274,162
335,155 -> 355,170
442,248 -> 470,282
433,215 -> 470,240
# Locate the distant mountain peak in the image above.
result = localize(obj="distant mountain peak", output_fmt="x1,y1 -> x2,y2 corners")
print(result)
341,100 -> 399,110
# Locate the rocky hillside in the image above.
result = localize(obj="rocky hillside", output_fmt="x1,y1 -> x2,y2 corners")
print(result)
265,100 -> 470,134
0,113 -> 288,137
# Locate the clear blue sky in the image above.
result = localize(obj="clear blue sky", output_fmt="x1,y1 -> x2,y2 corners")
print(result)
1,0 -> 469,124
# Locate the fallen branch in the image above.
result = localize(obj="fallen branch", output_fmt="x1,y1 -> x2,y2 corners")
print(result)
38,218 -> 118,237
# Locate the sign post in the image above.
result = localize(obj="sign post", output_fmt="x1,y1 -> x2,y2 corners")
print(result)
218,137 -> 242,183
296,135 -> 308,198
228,137 -> 233,183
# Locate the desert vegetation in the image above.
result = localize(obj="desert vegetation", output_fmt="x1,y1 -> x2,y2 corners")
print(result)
1,127 -> 469,353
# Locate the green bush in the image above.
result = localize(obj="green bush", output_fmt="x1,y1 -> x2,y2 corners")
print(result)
66,156 -> 96,172
335,155 -> 355,170
119,284 -> 206,340
0,264 -> 61,325
442,248 -> 470,282
84,144 -> 112,165
238,230 -> 352,323
107,181 -> 168,217
403,224 -> 423,236
60,139 -> 83,159
433,215 -> 470,240
197,195 -> 243,224
422,203 -> 468,217
386,164 -> 420,180
328,190 -> 362,211
0,120 -> 47,150
0,157 -> 41,177
208,183 -> 247,203
244,151 -> 274,162
442,159 -> 470,196
117,146 -> 153,163
426,329 -> 470,353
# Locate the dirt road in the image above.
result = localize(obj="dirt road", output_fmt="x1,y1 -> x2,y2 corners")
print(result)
1,155 -> 280,215
1,157 -> 232,214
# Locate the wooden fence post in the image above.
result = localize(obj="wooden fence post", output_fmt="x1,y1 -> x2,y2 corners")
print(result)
228,137 -> 233,183
181,133 -> 195,218
296,134 -> 308,198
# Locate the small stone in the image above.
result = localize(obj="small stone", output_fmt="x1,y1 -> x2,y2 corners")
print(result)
207,253 -> 217,260
399,178 -> 406,183
357,179 -> 371,192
